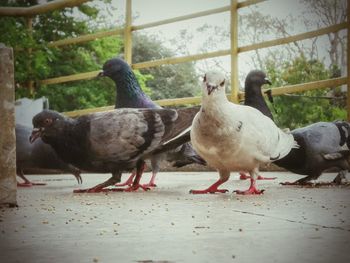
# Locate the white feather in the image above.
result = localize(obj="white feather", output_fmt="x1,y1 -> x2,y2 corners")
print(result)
191,70 -> 298,173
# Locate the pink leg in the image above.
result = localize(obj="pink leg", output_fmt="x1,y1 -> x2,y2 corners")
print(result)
142,172 -> 157,188
190,178 -> 229,194
115,172 -> 135,187
123,162 -> 150,192
234,178 -> 264,195
74,172 -> 123,193
239,172 -> 276,180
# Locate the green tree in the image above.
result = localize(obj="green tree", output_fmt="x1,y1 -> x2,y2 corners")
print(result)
266,56 -> 346,129
133,33 -> 201,100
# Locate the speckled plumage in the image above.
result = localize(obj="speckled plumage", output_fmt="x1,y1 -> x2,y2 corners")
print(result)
31,108 -> 197,191
99,57 -> 206,187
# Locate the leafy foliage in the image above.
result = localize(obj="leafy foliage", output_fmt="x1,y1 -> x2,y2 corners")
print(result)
133,33 -> 201,100
266,56 -> 346,129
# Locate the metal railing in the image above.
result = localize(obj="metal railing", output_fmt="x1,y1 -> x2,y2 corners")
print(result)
1,0 -> 349,119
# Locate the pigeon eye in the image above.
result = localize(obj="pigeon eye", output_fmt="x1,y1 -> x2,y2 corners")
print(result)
220,80 -> 225,87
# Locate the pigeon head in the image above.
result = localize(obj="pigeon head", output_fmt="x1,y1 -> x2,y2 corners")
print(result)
30,110 -> 66,144
98,57 -> 130,79
245,70 -> 272,88
202,70 -> 226,96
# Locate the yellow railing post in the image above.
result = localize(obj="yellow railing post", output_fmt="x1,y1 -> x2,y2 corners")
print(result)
230,0 -> 239,103
124,0 -> 132,64
26,17 -> 34,96
347,0 -> 350,121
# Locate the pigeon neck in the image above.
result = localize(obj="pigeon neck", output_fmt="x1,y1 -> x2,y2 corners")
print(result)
202,89 -> 228,108
113,70 -> 150,108
244,82 -> 273,120
244,82 -> 264,103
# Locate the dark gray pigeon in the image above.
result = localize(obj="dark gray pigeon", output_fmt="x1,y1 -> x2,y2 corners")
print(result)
242,70 -> 350,185
30,107 -> 198,193
16,124 -> 82,186
244,70 -> 274,120
98,57 -> 206,187
240,70 -> 277,180
277,121 -> 350,185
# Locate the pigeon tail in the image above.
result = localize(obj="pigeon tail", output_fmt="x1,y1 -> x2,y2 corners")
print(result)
272,130 -> 299,162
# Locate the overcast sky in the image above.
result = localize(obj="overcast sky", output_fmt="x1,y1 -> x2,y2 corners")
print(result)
41,0 -> 345,87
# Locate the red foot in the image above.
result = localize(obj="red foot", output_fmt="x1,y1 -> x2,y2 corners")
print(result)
17,182 -> 47,187
189,178 -> 229,194
123,184 -> 150,192
115,173 -> 135,187
234,186 -> 264,195
239,173 -> 276,180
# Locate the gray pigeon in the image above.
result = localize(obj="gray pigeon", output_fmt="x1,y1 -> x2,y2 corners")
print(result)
16,124 -> 82,186
30,107 -> 198,193
190,71 -> 298,194
242,70 -> 350,185
277,121 -> 350,185
98,57 -> 205,188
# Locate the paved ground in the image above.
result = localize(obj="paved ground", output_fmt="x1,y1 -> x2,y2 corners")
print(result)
1,171 -> 350,263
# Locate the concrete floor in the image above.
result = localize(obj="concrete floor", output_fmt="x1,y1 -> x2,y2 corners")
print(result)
1,171 -> 350,263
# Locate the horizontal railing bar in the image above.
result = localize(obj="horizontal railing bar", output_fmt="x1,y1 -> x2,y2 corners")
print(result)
239,22 -> 348,53
63,77 -> 347,117
48,28 -> 123,48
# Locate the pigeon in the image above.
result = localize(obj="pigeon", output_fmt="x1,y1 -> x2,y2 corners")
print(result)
239,70 -> 277,180
30,107 -> 198,193
244,70 -> 273,120
241,71 -> 350,185
190,70 -> 298,194
16,124 -> 82,186
98,57 -> 206,187
277,121 -> 350,185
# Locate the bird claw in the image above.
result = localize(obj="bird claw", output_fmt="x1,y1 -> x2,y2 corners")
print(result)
123,184 -> 150,192
74,173 -> 83,184
114,173 -> 135,187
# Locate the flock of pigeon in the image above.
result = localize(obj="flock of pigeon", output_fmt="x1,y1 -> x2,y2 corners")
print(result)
17,57 -> 350,195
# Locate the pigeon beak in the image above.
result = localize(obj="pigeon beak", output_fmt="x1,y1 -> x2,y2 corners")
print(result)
97,71 -> 105,77
207,84 -> 218,95
264,77 -> 272,85
29,128 -> 42,144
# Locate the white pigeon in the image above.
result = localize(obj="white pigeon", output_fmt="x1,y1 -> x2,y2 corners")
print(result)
190,70 -> 299,194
